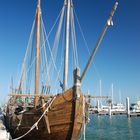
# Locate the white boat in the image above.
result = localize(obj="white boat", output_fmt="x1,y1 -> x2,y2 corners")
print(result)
130,101 -> 140,113
97,103 -> 126,115
111,103 -> 126,112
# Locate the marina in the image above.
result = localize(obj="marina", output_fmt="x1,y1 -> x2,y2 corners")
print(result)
88,96 -> 140,118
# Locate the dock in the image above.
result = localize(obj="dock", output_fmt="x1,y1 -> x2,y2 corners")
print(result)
129,112 -> 140,117
97,111 -> 127,116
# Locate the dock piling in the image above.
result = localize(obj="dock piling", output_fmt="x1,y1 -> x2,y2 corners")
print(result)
126,97 -> 130,117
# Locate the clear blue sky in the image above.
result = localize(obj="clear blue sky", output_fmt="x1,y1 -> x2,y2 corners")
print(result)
0,0 -> 140,105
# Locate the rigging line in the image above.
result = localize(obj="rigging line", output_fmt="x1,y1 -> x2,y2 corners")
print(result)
71,13 -> 76,69
69,5 -> 75,76
19,26 -> 51,92
73,8 -> 90,55
21,25 -> 35,92
21,19 -> 50,93
26,40 -> 34,93
71,7 -> 79,67
72,8 -> 79,66
73,7 -> 101,80
42,17 -> 62,84
42,30 -> 50,85
41,17 -> 51,85
21,6 -> 65,91
48,7 -> 64,39
53,19 -> 66,91
40,20 -> 46,83
70,19 -> 75,83
21,15 -> 63,91
40,33 -> 44,87
26,29 -> 35,93
17,5 -> 65,92
53,13 -> 66,91
17,19 -> 36,92
71,0 -> 78,67
71,23 -> 76,69
47,7 -> 66,84
47,6 -> 64,38
22,21 -> 35,89
25,35 -> 34,93
48,5 -> 65,79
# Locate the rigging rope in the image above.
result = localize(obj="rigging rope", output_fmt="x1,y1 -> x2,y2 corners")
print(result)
52,15 -> 66,91
71,6 -> 79,68
17,19 -> 36,92
73,8 -> 101,80
48,5 -> 65,82
41,17 -> 63,87
47,8 -> 64,38
12,96 -> 56,140
16,5 -> 65,94
41,17 -> 51,86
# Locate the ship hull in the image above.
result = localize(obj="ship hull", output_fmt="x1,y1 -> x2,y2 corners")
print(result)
6,88 -> 85,140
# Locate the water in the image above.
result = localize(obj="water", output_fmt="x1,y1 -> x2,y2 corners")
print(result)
82,114 -> 140,140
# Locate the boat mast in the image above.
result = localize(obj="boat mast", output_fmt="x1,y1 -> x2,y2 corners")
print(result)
99,80 -> 102,106
35,0 -> 41,107
80,2 -> 118,82
111,83 -> 114,105
63,0 -> 71,91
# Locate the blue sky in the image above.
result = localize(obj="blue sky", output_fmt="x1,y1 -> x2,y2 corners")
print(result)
0,0 -> 140,105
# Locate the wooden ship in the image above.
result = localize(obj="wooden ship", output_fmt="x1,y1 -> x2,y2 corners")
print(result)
5,0 -> 118,140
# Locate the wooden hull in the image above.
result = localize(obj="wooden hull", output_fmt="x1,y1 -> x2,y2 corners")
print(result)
6,88 -> 85,140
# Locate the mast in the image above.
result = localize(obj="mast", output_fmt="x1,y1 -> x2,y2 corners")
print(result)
35,0 -> 41,107
99,80 -> 102,106
119,89 -> 121,103
80,2 -> 118,82
111,83 -> 113,105
63,0 -> 71,91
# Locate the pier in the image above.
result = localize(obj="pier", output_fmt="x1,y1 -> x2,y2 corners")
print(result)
89,96 -> 140,118
129,112 -> 140,117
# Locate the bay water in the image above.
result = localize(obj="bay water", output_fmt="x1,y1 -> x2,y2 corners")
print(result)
81,114 -> 140,140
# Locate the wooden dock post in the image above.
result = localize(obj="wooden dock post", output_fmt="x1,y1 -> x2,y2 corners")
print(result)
97,100 -> 100,113
126,97 -> 130,117
108,106 -> 112,116
73,67 -> 81,98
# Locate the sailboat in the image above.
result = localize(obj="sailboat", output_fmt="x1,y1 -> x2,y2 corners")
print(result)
5,0 -> 118,140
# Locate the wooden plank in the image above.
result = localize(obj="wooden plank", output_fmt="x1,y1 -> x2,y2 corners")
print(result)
9,93 -> 54,97
85,95 -> 111,99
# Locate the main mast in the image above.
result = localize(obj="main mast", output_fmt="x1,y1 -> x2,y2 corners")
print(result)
63,0 -> 71,91
35,0 -> 41,107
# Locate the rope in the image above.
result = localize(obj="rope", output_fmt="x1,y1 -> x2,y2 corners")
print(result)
71,9 -> 77,68
12,96 -> 56,140
52,14 -> 66,91
73,8 -> 101,80
48,5 -> 65,83
71,7 -> 79,68
40,17 -> 51,85
42,18 -> 63,85
16,5 -> 64,93
47,7 -> 64,38
17,19 -> 35,92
